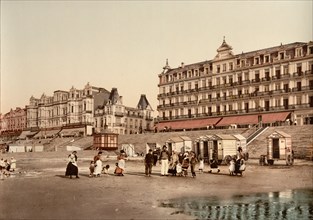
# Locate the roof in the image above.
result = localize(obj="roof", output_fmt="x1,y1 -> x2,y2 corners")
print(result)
216,112 -> 291,127
261,112 -> 290,123
216,115 -> 258,127
137,94 -> 152,110
215,134 -> 237,140
33,129 -> 61,138
155,117 -> 222,130
109,88 -> 120,104
232,134 -> 246,141
166,136 -> 191,143
268,130 -> 292,138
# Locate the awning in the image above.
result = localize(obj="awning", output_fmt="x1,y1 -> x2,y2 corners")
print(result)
60,127 -> 85,137
261,112 -> 291,123
18,130 -> 38,139
155,117 -> 222,130
33,129 -> 61,138
216,115 -> 258,127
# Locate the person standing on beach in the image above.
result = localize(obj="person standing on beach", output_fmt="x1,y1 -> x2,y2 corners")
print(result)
65,151 -> 79,179
159,145 -> 170,176
152,148 -> 159,166
190,152 -> 198,178
144,149 -> 154,177
10,157 -> 16,172
94,156 -> 102,177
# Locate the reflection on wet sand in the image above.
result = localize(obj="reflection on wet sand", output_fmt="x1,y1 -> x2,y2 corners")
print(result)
160,188 -> 313,219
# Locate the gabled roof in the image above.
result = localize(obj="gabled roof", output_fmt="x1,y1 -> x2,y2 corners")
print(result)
137,94 -> 152,110
109,88 -> 120,104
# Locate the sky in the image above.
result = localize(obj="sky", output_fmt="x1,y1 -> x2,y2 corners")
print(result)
0,1 -> 312,116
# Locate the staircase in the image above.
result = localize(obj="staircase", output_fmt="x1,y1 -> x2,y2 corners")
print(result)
246,126 -> 269,145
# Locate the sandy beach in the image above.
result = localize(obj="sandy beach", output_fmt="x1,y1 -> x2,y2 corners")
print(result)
1,151 -> 313,220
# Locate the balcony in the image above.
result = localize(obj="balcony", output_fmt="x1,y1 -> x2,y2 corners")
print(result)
115,112 -> 124,117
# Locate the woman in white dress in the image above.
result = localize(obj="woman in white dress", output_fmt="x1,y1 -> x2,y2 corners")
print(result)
10,157 -> 16,172
94,156 -> 103,177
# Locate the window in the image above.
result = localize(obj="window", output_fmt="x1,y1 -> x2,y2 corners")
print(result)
202,80 -> 206,88
283,65 -> 288,74
279,52 -> 285,60
265,55 -> 270,63
229,62 -> 233,71
216,77 -> 220,86
244,72 -> 249,81
217,65 -> 220,73
296,96 -> 302,105
265,70 -> 270,81
275,83 -> 280,91
188,82 -> 192,90
223,64 -> 226,72
296,48 -> 303,57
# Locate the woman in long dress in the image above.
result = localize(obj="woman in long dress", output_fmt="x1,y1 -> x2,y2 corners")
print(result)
65,151 -> 79,178
10,157 -> 16,172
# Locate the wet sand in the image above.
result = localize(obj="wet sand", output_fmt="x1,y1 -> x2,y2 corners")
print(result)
0,151 -> 313,220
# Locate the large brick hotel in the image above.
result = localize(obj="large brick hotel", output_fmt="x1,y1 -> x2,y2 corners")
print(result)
155,39 -> 313,131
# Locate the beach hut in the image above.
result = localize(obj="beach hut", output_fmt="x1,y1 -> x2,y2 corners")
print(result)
232,134 -> 247,152
121,144 -> 135,157
208,134 -> 237,164
8,145 -> 26,153
194,135 -> 212,162
266,130 -> 293,165
165,136 -> 192,153
93,132 -> 118,151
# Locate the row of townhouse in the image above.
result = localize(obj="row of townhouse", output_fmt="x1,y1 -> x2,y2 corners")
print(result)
156,39 -> 313,131
0,82 -> 154,140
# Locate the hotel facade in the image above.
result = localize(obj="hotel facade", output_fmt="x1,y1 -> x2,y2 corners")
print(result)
0,83 -> 153,139
156,40 -> 313,131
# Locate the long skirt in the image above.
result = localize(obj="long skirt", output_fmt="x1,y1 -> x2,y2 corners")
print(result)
65,162 -> 78,176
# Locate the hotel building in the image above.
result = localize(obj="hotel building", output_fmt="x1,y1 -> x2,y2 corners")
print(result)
156,40 -> 313,131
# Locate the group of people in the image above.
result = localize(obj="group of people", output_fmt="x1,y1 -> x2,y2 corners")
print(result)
64,146 -> 246,179
0,157 -> 16,180
144,145 -> 204,178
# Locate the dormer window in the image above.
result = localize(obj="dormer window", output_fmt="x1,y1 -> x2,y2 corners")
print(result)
241,60 -> 245,67
279,52 -> 285,60
254,57 -> 260,65
296,48 -> 303,57
309,46 -> 313,55
264,55 -> 270,63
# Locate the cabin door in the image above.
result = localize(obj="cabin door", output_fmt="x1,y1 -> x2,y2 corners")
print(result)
273,138 -> 280,159
213,140 -> 218,160
203,141 -> 209,163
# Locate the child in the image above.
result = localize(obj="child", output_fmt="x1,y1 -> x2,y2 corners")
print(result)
114,163 -> 123,176
229,158 -> 235,176
208,159 -> 220,173
182,157 -> 190,177
176,162 -> 183,176
89,161 -> 95,177
94,157 -> 102,177
102,164 -> 110,175
198,158 -> 204,174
